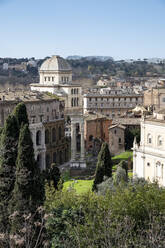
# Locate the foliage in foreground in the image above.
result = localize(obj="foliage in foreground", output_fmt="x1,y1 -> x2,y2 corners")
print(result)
45,179 -> 165,248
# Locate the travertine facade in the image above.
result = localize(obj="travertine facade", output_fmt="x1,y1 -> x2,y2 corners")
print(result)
0,90 -> 68,169
133,110 -> 165,186
84,87 -> 143,118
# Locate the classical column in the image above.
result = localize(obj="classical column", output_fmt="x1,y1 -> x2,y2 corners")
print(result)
71,122 -> 76,161
80,120 -> 85,161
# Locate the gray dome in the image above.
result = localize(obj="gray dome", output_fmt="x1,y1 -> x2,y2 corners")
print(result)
40,55 -> 72,72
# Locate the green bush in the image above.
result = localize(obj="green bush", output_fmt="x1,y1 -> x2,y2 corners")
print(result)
45,180 -> 165,247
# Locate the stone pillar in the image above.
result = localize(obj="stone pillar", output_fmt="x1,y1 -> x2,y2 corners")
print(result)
71,122 -> 76,161
80,120 -> 85,161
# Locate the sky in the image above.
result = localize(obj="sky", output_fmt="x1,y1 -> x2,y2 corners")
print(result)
0,0 -> 165,60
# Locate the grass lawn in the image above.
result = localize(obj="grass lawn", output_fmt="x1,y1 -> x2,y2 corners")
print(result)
64,180 -> 93,194
64,171 -> 133,194
112,151 -> 133,161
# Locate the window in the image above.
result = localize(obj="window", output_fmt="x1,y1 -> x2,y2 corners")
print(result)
40,115 -> 43,122
52,77 -> 54,81
37,154 -> 42,168
44,77 -> 47,82
89,135 -> 93,141
47,107 -> 49,112
47,116 -> 49,122
162,97 -> 165,102
89,98 -> 92,102
147,134 -> 152,144
45,129 -> 49,144
71,98 -> 74,107
147,162 -> 150,166
36,130 -> 41,146
52,128 -> 56,142
46,154 -> 50,169
31,116 -> 36,123
119,138 -> 121,144
48,77 -> 50,81
59,126 -> 62,140
158,136 -> 163,146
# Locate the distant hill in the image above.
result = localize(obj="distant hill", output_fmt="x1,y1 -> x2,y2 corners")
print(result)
67,55 -> 114,62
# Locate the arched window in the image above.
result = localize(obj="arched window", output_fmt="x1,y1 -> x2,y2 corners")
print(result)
77,97 -> 79,106
46,154 -> 50,169
52,128 -> 56,142
77,88 -> 79,94
37,154 -> 42,168
71,89 -> 74,94
59,126 -> 62,140
74,98 -> 76,106
158,136 -> 163,146
45,129 -> 49,144
74,89 -> 76,94
71,98 -> 74,107
36,130 -> 41,146
147,134 -> 152,144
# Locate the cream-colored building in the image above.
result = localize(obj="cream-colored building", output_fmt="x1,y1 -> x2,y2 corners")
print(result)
84,87 -> 143,118
30,55 -> 83,114
144,87 -> 165,110
133,109 -> 165,186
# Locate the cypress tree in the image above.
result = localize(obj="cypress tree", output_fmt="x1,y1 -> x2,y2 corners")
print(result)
0,115 -> 19,231
9,124 -> 44,232
12,102 -> 29,127
92,142 -> 113,191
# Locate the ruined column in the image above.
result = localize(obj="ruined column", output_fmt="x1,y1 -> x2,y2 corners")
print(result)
80,119 -> 85,161
71,122 -> 76,161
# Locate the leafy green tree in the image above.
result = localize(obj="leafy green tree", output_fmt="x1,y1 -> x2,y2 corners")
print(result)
12,102 -> 29,127
0,115 -> 19,232
92,142 -> 112,191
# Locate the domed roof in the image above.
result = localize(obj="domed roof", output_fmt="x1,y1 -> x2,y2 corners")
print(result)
40,55 -> 72,72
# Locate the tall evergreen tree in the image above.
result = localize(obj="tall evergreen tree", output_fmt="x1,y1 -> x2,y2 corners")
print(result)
12,102 -> 29,127
9,124 -> 44,232
92,142 -> 113,191
0,115 -> 19,231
